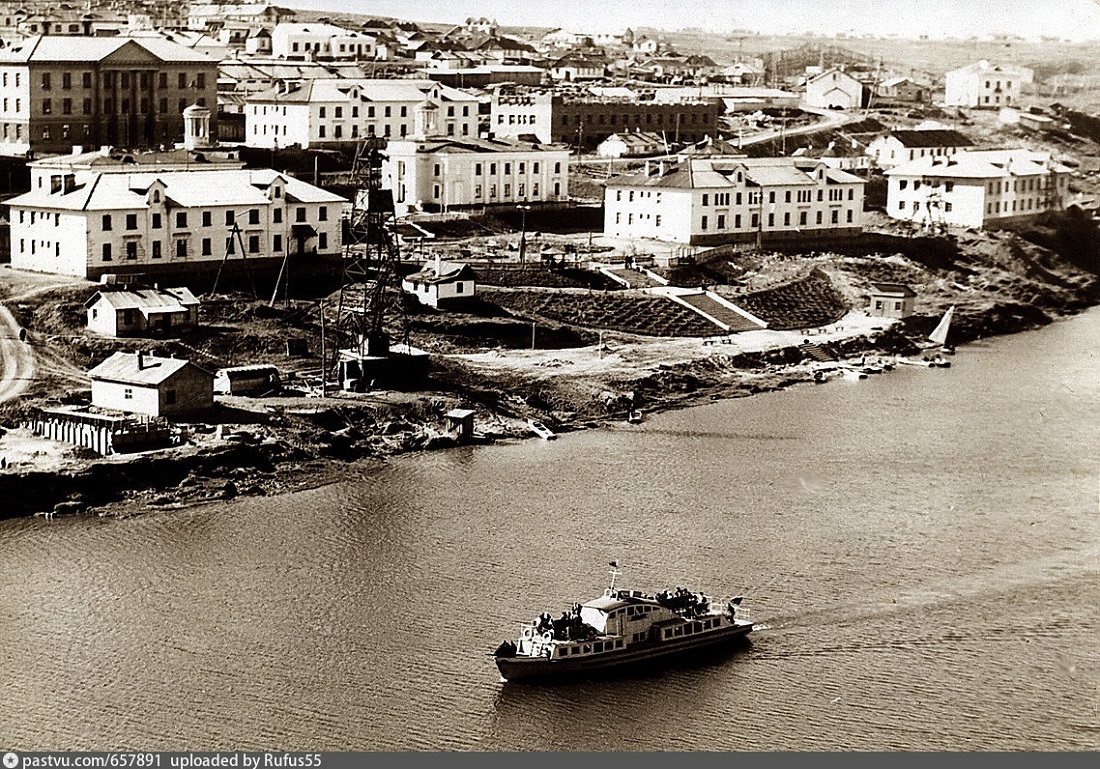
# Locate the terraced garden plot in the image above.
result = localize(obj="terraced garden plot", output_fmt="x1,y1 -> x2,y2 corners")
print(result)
733,269 -> 850,330
483,289 -> 723,337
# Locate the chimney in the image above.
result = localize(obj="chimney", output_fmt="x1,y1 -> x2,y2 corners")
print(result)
645,159 -> 651,175
71,145 -> 83,156
434,253 -> 442,277
137,350 -> 145,370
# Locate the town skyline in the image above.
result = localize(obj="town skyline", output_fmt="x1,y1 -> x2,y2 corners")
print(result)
280,0 -> 1100,42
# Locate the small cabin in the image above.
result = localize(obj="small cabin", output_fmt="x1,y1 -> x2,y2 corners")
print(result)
87,351 -> 214,419
85,286 -> 200,338
402,258 -> 477,309
869,282 -> 916,319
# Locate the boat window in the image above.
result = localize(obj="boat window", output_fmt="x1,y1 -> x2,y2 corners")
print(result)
594,642 -> 604,653
627,606 -> 635,616
664,629 -> 672,639
616,640 -> 623,648
583,645 -> 591,653
674,627 -> 683,637
694,622 -> 702,633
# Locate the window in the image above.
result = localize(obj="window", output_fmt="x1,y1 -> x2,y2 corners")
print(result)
42,99 -> 51,115
41,73 -> 50,90
83,72 -> 92,88
273,208 -> 282,224
701,215 -> 708,230
152,213 -> 162,229
126,242 -> 137,260
273,234 -> 282,252
102,214 -> 112,231
202,238 -> 212,256
102,243 -> 112,261
159,72 -> 168,89
176,239 -> 187,258
124,387 -> 133,400
152,241 -> 162,259
166,390 -> 177,406
318,207 -> 328,221
248,209 -> 260,225
225,210 -> 234,225
62,98 -> 71,115
296,207 -> 306,222
702,194 -> 709,206
248,235 -> 260,253
319,233 -> 328,250
225,237 -> 235,255
179,73 -> 187,89
125,214 -> 137,230
176,212 -> 188,228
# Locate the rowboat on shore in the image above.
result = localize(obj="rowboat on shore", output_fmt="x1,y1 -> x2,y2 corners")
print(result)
528,419 -> 557,440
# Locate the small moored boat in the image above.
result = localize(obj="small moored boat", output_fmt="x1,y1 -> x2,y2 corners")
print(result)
528,419 -> 557,440
493,564 -> 754,683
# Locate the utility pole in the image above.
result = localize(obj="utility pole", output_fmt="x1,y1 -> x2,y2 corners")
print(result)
319,299 -> 326,396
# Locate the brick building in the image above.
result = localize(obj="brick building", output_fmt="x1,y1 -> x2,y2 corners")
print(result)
490,89 -> 721,148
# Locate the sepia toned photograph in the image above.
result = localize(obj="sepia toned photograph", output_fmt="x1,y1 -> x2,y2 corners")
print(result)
0,0 -> 1097,754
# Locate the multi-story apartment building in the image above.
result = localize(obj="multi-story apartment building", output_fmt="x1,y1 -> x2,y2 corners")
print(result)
383,102 -> 569,216
490,89 -> 721,148
944,60 -> 1033,109
7,167 -> 345,279
0,35 -> 218,157
245,79 -> 479,149
270,22 -> 378,61
604,157 -> 865,246
885,149 -> 1070,229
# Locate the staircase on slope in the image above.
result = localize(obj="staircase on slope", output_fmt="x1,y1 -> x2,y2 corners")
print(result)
601,267 -> 665,289
675,292 -> 766,333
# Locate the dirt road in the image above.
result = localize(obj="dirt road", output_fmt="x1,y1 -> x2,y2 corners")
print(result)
0,304 -> 35,404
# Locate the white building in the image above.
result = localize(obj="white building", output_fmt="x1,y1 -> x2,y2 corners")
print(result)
383,100 -> 569,216
803,68 -> 865,110
865,129 -> 975,169
944,60 -> 1033,109
604,156 -> 865,246
885,149 -> 1070,229
245,78 -> 479,149
270,22 -> 377,61
8,168 -> 345,279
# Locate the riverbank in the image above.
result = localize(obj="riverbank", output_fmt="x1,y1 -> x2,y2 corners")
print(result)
0,297 -> 1086,521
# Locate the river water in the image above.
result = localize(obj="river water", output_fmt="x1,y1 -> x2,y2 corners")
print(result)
2,309 -> 1098,751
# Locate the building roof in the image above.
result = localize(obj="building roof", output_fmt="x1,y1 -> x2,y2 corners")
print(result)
947,60 -> 1033,79
86,287 -> 199,313
31,147 -> 245,173
388,136 -> 568,156
883,129 -> 975,148
247,78 -> 476,104
7,169 -> 346,212
886,149 -> 1072,179
273,22 -> 369,37
870,282 -> 916,297
609,157 -> 864,190
88,351 -> 210,386
0,34 -> 214,64
600,131 -> 667,148
404,261 -> 476,284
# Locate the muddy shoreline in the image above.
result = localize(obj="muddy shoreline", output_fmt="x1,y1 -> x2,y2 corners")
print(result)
2,299 -> 1088,522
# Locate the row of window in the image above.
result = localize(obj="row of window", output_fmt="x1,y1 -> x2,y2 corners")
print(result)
96,206 -> 326,231
898,179 -> 955,192
431,160 -> 561,177
986,198 -> 1048,215
897,200 -> 954,213
317,104 -> 471,119
662,618 -> 722,639
556,638 -> 626,656
13,70 -> 209,91
36,97 -> 206,116
614,208 -> 857,228
19,233 -> 323,261
555,111 -> 712,126
316,122 -> 469,139
288,41 -> 374,54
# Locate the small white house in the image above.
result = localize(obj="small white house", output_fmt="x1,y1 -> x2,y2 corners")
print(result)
868,283 -> 916,319
402,259 -> 477,308
944,60 -> 1033,109
803,68 -> 865,110
85,286 -> 200,338
88,351 -> 214,418
597,132 -> 669,158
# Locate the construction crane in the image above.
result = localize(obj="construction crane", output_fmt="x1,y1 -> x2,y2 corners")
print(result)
331,137 -> 409,390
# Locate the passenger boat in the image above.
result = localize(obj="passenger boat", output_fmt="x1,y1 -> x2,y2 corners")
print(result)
493,565 -> 753,683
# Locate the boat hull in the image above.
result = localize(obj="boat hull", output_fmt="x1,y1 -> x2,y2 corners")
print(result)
496,622 -> 753,683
